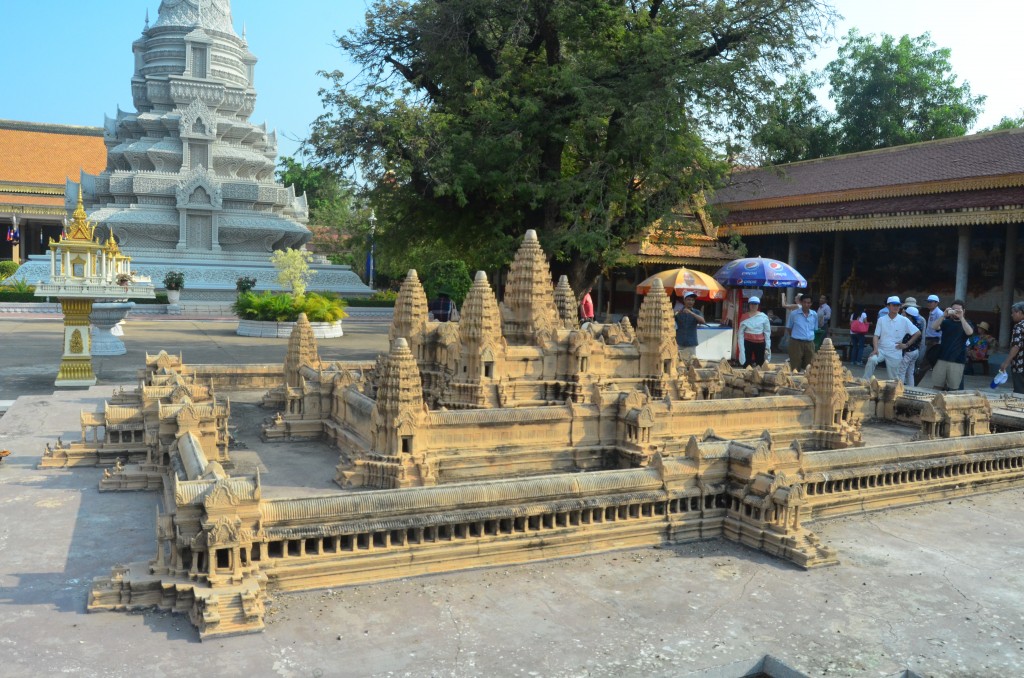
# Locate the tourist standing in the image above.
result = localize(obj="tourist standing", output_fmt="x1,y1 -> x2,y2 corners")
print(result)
815,294 -> 832,349
897,306 -> 923,386
428,290 -> 459,322
923,294 -> 943,348
929,300 -> 973,391
863,296 -> 920,382
738,297 -> 771,367
579,286 -> 594,324
785,295 -> 817,371
998,302 -> 1024,393
674,292 -> 704,362
849,310 -> 871,366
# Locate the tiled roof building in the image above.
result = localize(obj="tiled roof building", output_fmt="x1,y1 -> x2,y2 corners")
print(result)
0,120 -> 106,262
711,128 -> 1024,345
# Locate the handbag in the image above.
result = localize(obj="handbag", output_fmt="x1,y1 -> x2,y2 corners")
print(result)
851,319 -> 869,334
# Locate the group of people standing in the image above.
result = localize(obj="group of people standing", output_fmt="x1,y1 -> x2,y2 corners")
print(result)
853,294 -> 989,391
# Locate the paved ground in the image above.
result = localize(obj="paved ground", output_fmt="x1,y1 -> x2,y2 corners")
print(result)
1,314 -> 1022,677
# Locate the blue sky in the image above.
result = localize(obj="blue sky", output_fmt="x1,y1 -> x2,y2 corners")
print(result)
1,0 -> 1021,162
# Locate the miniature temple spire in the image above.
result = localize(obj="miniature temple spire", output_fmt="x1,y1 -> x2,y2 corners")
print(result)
460,271 -> 503,348
553,275 -> 579,330
284,313 -> 321,388
636,279 -> 677,395
389,269 -> 429,355
501,230 -> 559,344
375,338 -> 424,454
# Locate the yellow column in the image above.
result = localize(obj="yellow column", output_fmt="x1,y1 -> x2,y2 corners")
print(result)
55,297 -> 97,387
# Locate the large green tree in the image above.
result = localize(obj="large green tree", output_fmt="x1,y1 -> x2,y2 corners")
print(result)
277,157 -> 367,268
307,0 -> 834,289
751,30 -> 985,164
827,30 -> 984,152
749,71 -> 839,164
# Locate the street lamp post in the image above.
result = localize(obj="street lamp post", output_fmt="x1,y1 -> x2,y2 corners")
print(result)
367,210 -> 377,290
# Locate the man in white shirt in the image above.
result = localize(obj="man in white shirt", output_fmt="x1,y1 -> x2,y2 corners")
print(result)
863,295 -> 921,382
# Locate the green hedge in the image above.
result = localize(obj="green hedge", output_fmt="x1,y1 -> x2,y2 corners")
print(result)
233,292 -> 348,322
0,290 -> 38,302
0,261 -> 19,280
342,297 -> 396,307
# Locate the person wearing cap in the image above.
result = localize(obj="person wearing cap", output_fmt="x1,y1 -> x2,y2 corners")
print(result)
738,297 -> 771,367
863,295 -> 920,381
896,305 -> 924,386
929,299 -> 973,391
785,294 -> 817,371
674,292 -> 705,362
998,302 -> 1024,393
923,294 -> 943,347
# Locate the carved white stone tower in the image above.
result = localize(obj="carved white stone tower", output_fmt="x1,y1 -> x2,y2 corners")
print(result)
33,0 -> 372,300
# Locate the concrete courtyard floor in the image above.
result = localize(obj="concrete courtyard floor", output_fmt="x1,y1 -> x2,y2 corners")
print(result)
1,316 -> 1023,677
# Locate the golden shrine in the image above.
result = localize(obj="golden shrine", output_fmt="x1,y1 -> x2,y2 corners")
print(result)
33,188 -> 153,386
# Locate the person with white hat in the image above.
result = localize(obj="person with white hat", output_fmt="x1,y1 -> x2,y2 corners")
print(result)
897,305 -> 924,386
738,296 -> 771,367
864,295 -> 921,382
923,294 -> 943,347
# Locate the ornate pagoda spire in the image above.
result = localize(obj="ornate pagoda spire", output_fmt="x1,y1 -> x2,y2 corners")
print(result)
636,279 -> 677,394
374,338 -> 424,453
553,275 -> 579,330
284,313 -> 321,388
805,338 -> 849,429
389,269 -> 429,351
155,0 -> 236,35
67,187 -> 96,242
502,230 -> 559,344
460,271 -> 503,348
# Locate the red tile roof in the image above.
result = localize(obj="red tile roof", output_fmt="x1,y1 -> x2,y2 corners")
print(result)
0,120 -> 106,187
714,128 -> 1024,206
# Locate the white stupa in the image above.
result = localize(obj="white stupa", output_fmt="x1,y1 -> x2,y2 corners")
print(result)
22,0 -> 371,300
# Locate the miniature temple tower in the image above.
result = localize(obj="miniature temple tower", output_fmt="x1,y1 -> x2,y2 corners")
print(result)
284,313 -> 321,389
449,271 -> 506,408
373,338 -> 426,459
805,339 -> 862,447
636,279 -> 677,397
501,230 -> 560,345
389,269 -> 430,361
553,275 -> 580,330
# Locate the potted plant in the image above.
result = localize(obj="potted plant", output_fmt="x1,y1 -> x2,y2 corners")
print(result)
162,271 -> 185,304
236,275 -> 257,294
232,291 -> 347,338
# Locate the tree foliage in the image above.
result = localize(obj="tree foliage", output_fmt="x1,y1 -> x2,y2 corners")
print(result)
307,0 -> 833,288
750,30 -> 985,164
749,71 -> 838,164
420,259 -> 472,306
271,248 -> 316,298
979,114 -> 1024,133
277,157 -> 368,266
827,30 -> 984,152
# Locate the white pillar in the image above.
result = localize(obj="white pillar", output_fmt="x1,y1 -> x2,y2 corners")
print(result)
954,225 -> 970,302
1000,223 -> 1019,347
830,233 -> 843,329
786,233 -> 799,304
